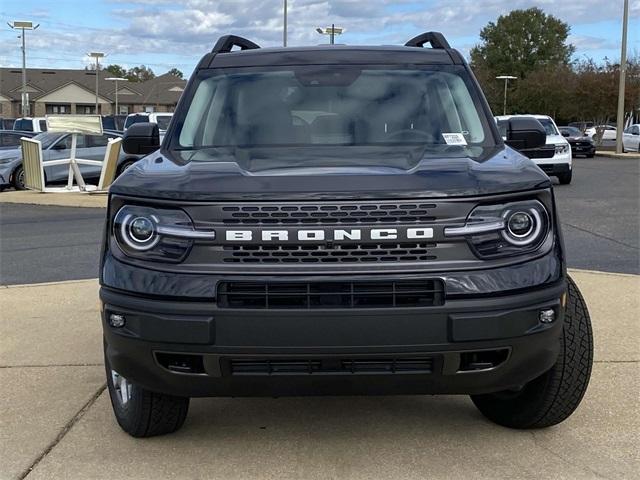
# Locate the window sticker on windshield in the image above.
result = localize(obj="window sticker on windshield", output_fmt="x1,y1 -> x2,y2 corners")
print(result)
442,133 -> 467,145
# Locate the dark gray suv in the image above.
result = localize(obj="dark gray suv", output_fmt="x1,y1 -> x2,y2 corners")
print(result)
100,32 -> 593,437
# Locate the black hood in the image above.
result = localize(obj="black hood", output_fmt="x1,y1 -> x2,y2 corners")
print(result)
110,145 -> 550,201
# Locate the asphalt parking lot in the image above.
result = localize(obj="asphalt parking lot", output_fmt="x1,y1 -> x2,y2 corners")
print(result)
0,156 -> 638,285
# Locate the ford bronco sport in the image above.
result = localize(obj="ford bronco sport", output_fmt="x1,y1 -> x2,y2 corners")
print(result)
101,33 -> 593,437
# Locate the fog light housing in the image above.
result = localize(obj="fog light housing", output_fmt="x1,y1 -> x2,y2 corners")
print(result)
109,313 -> 126,328
539,309 -> 555,324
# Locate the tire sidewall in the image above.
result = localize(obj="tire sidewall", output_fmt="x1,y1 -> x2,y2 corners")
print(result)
13,166 -> 26,190
104,352 -> 145,433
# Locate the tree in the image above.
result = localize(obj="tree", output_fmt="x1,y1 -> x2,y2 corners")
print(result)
126,65 -> 155,82
471,8 -> 575,80
167,68 -> 184,79
105,64 -> 128,78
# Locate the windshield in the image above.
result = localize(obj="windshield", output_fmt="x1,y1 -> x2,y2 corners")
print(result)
14,119 -> 33,131
172,65 -> 494,165
33,132 -> 63,149
124,115 -> 148,129
538,118 -> 559,136
156,115 -> 172,130
560,127 -> 582,137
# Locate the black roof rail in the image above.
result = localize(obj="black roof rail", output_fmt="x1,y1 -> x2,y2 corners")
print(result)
405,31 -> 451,49
212,35 -> 260,54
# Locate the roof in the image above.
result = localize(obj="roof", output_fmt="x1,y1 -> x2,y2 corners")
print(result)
134,73 -> 186,105
0,68 -> 186,105
206,45 -> 464,69
495,115 -> 553,120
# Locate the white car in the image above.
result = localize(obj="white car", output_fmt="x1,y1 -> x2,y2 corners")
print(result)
13,117 -> 48,133
495,114 -> 573,184
124,112 -> 173,132
622,124 -> 640,152
585,125 -> 616,141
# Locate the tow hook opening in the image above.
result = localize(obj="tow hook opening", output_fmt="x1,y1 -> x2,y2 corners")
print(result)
458,349 -> 509,372
156,352 -> 205,374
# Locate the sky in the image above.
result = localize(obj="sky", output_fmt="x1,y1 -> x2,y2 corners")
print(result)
0,0 -> 638,76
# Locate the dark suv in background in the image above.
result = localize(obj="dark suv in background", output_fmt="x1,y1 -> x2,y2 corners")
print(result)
559,126 -> 596,158
100,32 -> 593,437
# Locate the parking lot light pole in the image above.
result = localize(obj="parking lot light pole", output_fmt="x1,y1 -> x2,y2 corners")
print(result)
496,75 -> 517,116
88,52 -> 105,114
7,21 -> 39,117
615,0 -> 629,154
105,77 -> 127,116
316,25 -> 343,45
283,0 -> 287,47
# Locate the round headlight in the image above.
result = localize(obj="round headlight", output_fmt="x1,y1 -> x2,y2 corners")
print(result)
118,213 -> 159,251
129,216 -> 154,243
502,208 -> 543,246
507,211 -> 534,238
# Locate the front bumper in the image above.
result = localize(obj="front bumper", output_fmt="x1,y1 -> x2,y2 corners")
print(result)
101,276 -> 566,398
569,142 -> 595,156
0,164 -> 13,187
535,162 -> 571,178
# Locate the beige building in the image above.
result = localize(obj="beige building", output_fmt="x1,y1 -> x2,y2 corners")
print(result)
0,68 -> 186,118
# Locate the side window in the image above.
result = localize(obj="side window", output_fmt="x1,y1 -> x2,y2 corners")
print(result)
39,120 -> 48,131
2,134 -> 21,147
89,135 -> 110,147
56,135 -> 87,150
633,126 -> 640,135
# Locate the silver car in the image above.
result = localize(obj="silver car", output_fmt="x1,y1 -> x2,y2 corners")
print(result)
0,131 -> 142,191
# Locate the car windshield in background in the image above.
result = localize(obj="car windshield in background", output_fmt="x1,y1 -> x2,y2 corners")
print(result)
14,119 -> 33,131
538,118 -> 559,136
33,132 -> 63,149
156,116 -> 171,130
124,115 -> 148,129
561,127 -> 582,137
173,65 -> 494,167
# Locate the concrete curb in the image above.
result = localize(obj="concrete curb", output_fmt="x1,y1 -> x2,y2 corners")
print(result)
0,278 -> 98,289
0,191 -> 107,209
595,151 -> 640,159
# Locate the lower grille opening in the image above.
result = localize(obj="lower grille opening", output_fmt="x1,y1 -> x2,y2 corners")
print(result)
156,353 -> 205,374
228,357 -> 433,376
458,349 -> 509,372
217,279 -> 445,309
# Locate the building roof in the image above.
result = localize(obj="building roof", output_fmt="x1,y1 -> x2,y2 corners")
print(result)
134,73 -> 186,106
0,68 -> 186,106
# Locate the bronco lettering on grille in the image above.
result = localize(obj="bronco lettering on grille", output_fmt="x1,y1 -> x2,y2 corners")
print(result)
224,227 -> 434,242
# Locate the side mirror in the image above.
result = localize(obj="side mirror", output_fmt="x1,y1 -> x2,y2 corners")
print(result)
52,143 -> 67,150
504,117 -> 546,150
122,122 -> 160,155
561,131 -> 570,137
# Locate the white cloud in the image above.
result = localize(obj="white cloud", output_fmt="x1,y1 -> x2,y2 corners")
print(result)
2,0 -> 636,71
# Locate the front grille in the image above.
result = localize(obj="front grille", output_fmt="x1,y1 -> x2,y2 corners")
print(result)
223,242 -> 437,264
538,164 -> 554,174
228,356 -> 433,376
522,147 -> 555,159
217,279 -> 445,309
220,203 -> 437,225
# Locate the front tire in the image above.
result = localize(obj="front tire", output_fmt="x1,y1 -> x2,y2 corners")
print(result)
104,345 -> 189,437
557,169 -> 572,184
13,166 -> 26,190
471,276 -> 593,429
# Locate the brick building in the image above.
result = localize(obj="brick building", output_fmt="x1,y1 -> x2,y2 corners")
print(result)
0,68 -> 186,118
